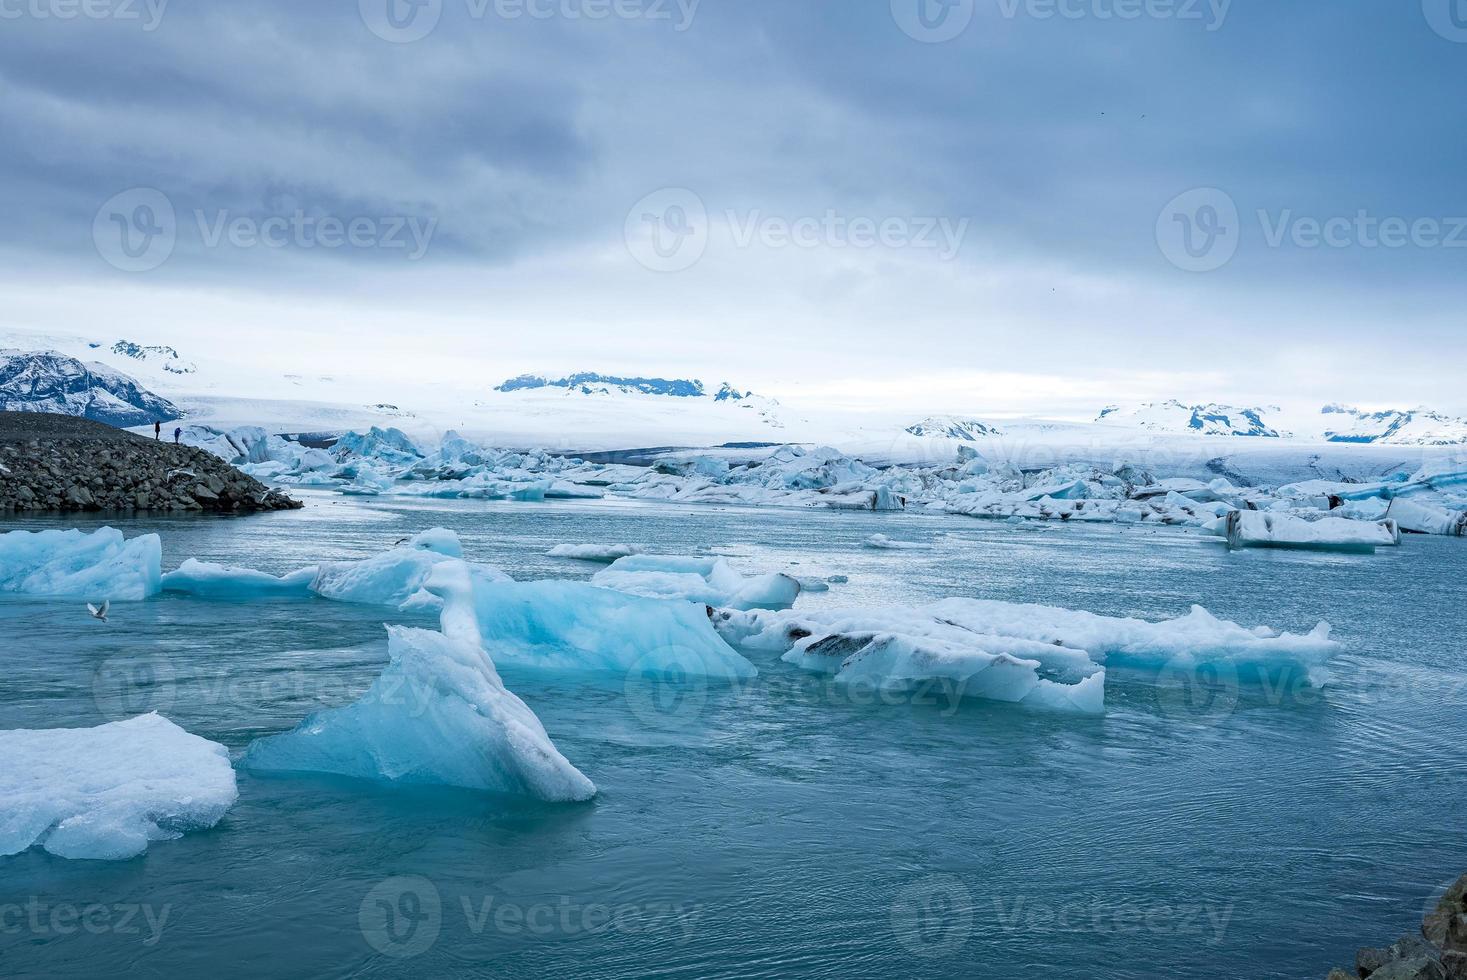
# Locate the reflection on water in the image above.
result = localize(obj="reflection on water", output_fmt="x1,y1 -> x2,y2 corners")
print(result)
2,492 -> 1465,979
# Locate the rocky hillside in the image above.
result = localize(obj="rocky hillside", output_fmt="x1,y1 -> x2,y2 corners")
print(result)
0,413 -> 301,514
0,349 -> 182,428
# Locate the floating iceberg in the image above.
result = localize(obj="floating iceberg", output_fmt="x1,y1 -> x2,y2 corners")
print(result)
547,543 -> 646,562
161,559 -> 317,598
0,713 -> 237,860
863,534 -> 928,550
243,625 -> 596,801
1385,497 -> 1467,537
591,555 -> 801,611
0,527 -> 161,600
714,597 -> 1338,712
309,528 -> 509,609
1224,511 -> 1399,552
428,562 -> 757,680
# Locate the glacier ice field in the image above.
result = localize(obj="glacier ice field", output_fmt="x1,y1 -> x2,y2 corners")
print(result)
1,491 -> 1465,979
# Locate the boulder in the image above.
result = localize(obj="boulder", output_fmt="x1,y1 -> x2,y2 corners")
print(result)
1425,876 -> 1467,953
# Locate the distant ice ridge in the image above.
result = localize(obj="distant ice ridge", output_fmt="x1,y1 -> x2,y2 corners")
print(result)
1319,404 -> 1467,446
0,713 -> 237,860
0,527 -> 161,599
1096,401 -> 1283,437
201,422 -> 1467,538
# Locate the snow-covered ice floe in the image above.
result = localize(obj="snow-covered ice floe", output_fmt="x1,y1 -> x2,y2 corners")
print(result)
591,555 -> 801,611
0,527 -> 161,600
863,534 -> 928,551
1223,511 -> 1399,553
242,625 -> 595,801
712,598 -> 1339,713
308,529 -> 509,611
546,543 -> 646,562
0,713 -> 237,860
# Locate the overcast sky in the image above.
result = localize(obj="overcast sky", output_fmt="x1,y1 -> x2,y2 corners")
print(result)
2,0 -> 1464,418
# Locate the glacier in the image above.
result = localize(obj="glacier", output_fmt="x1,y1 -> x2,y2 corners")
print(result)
0,526 -> 161,599
590,555 -> 801,611
0,713 -> 237,861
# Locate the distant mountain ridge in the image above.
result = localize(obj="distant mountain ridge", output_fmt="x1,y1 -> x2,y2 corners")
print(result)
99,340 -> 197,375
1320,404 -> 1467,446
1096,401 -> 1283,438
905,416 -> 1004,441
0,349 -> 183,427
494,373 -> 767,402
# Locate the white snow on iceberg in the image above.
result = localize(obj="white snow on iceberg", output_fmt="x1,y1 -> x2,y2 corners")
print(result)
591,555 -> 800,611
161,559 -> 317,598
242,625 -> 596,801
308,528 -> 509,609
0,527 -> 161,600
1223,511 -> 1398,552
547,543 -> 646,562
0,713 -> 237,860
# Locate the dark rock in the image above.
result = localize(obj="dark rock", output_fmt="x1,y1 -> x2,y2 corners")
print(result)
1363,938 -> 1445,978
1425,876 -> 1467,953
1368,959 -> 1447,980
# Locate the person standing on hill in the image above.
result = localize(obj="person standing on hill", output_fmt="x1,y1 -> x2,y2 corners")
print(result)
154,420 -> 161,440
174,427 -> 182,444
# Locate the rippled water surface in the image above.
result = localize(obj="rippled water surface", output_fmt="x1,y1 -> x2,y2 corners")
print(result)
2,492 -> 1465,979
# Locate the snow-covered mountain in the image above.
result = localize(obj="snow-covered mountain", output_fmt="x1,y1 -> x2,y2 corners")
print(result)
904,416 -> 1004,440
1319,405 -> 1467,446
1096,401 -> 1283,438
101,340 -> 197,376
495,373 -> 708,397
0,350 -> 183,427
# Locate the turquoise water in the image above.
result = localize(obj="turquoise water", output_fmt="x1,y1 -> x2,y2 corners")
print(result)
2,492 -> 1465,979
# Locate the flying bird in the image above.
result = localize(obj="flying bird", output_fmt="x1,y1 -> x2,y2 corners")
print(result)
87,601 -> 110,623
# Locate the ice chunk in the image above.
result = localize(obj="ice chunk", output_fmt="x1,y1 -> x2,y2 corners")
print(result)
592,555 -> 800,611
863,533 -> 928,550
243,626 -> 595,801
161,559 -> 316,598
309,528 -> 507,609
427,562 -> 757,680
0,714 -> 237,860
1385,497 -> 1467,536
547,543 -> 646,562
0,527 -> 161,600
1224,511 -> 1398,552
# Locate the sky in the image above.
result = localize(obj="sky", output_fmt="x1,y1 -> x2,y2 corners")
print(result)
1,0 -> 1465,420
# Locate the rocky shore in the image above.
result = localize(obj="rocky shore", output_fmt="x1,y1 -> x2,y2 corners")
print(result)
1327,874 -> 1467,979
0,412 -> 301,514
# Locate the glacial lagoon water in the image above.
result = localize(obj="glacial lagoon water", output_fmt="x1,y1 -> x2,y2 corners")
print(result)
1,492 -> 1465,979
